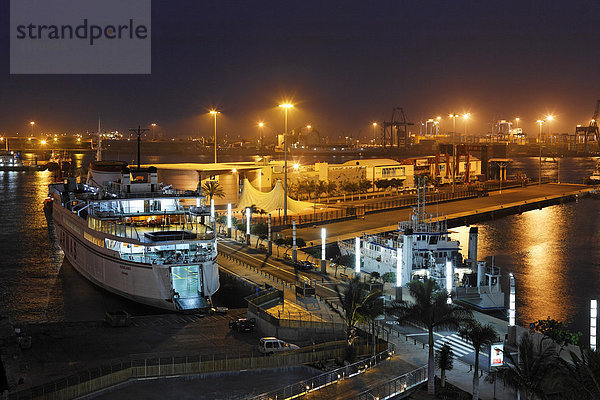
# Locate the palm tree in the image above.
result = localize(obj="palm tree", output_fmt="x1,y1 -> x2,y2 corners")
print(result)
557,347 -> 600,399
487,333 -> 558,400
202,180 -> 225,203
388,279 -> 472,395
328,277 -> 382,361
435,344 -> 454,388
325,181 -> 337,199
459,320 -> 498,400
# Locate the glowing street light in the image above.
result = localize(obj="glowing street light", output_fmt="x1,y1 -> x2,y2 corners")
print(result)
257,122 -> 264,147
515,117 -> 520,130
279,103 -> 294,222
209,110 -> 220,163
448,113 -> 459,193
462,113 -> 471,136
372,122 -> 377,145
546,115 -> 555,144
537,120 -> 544,184
29,121 -> 35,138
151,123 -> 157,141
40,139 -> 47,145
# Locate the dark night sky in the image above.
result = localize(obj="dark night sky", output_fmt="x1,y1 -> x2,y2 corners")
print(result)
1,0 -> 599,140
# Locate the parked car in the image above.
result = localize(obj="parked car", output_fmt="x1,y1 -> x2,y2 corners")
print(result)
294,260 -> 315,271
210,306 -> 229,315
258,337 -> 299,355
229,318 -> 256,332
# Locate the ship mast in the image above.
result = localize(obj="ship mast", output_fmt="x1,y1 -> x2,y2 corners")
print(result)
96,118 -> 102,161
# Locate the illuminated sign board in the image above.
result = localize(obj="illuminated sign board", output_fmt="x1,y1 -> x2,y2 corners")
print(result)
489,343 -> 504,368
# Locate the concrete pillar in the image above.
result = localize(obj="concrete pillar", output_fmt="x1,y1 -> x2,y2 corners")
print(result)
468,227 -> 478,269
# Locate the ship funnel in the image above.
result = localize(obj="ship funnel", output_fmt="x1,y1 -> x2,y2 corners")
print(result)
468,227 -> 478,267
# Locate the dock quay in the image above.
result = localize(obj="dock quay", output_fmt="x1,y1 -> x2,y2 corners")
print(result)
279,183 -> 595,243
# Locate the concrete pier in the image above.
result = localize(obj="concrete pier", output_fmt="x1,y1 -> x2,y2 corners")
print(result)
281,183 -> 595,243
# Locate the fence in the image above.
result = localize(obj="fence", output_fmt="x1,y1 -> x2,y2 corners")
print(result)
252,348 -> 394,400
7,347 -> 356,400
355,365 -> 428,400
246,288 -> 347,332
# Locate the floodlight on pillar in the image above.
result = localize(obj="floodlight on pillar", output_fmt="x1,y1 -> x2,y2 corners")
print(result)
508,273 -> 516,326
321,228 -> 326,261
396,247 -> 402,287
591,299 -> 598,351
227,203 -> 232,229
210,198 -> 215,219
355,237 -> 361,274
446,260 -> 453,304
246,208 -> 251,235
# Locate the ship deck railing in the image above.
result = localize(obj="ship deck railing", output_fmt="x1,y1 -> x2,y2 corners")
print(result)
102,184 -> 202,199
119,250 -> 214,265
89,217 -> 215,243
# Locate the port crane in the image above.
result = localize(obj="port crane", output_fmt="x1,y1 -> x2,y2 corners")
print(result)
575,100 -> 600,150
382,107 -> 414,148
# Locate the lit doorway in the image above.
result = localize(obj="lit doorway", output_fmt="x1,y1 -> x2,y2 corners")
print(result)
171,265 -> 200,298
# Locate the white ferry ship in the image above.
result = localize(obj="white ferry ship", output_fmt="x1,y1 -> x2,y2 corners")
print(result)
339,187 -> 504,310
46,161 -> 219,311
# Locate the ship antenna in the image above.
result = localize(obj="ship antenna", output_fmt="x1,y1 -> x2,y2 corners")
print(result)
96,118 -> 102,161
129,125 -> 149,169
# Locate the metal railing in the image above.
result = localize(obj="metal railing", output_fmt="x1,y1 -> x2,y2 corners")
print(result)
7,347 -> 355,400
355,365 -> 427,400
252,347 -> 394,400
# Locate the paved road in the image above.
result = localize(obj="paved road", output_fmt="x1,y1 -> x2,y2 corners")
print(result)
280,183 -> 590,243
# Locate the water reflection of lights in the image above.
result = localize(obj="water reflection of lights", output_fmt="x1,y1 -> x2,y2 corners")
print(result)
518,208 -> 572,324
451,206 -> 574,326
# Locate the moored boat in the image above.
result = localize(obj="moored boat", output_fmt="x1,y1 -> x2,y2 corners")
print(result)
46,160 -> 219,311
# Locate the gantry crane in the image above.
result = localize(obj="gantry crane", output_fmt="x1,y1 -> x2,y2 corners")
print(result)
382,107 -> 414,148
575,100 -> 600,150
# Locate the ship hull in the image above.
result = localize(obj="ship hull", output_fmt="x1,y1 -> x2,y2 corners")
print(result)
50,200 -> 210,311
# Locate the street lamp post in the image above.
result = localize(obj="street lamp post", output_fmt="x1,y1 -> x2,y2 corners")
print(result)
449,113 -> 459,193
463,113 -> 471,137
210,110 -> 220,163
537,120 -> 544,184
279,103 -> 294,223
372,122 -> 377,146
515,117 -> 520,130
151,123 -> 157,141
258,122 -> 264,149
30,121 -> 35,138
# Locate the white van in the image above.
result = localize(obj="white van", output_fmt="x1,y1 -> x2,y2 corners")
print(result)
258,337 -> 299,355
